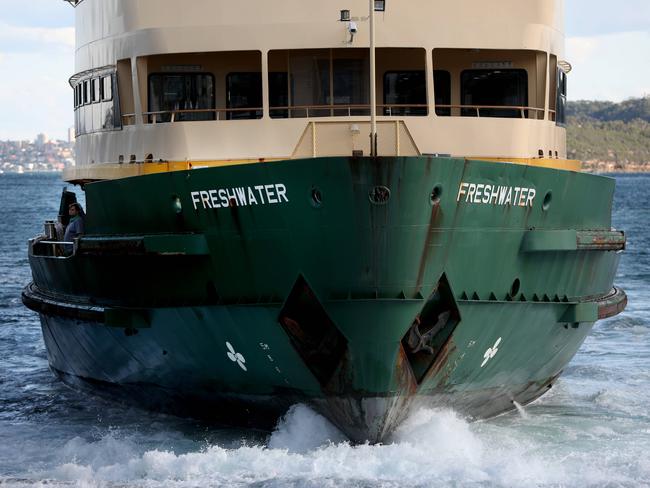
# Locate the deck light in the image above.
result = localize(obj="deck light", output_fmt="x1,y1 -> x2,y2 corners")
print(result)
374,0 -> 385,11
340,10 -> 351,21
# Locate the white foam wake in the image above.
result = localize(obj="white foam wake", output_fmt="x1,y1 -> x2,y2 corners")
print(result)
16,403 -> 650,487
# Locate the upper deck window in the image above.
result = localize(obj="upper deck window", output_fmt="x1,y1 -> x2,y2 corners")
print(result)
148,73 -> 215,122
269,47 -> 425,118
556,69 -> 567,126
460,69 -> 528,118
91,78 -> 101,103
383,71 -> 427,116
101,75 -> 113,101
226,73 -> 263,120
72,69 -> 121,136
333,58 -> 369,115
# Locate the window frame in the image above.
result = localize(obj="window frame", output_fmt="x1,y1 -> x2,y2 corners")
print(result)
556,69 -> 567,126
460,68 -> 529,118
91,78 -> 101,103
147,71 -> 217,122
382,70 -> 428,116
101,75 -> 113,102
225,71 -> 263,120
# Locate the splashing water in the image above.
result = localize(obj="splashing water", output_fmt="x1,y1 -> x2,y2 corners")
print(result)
512,401 -> 529,419
2,403 -> 648,488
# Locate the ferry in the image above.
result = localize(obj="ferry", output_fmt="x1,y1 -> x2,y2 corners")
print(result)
24,0 -> 627,442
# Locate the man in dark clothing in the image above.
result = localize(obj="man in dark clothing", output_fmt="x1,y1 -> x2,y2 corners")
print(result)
64,203 -> 85,241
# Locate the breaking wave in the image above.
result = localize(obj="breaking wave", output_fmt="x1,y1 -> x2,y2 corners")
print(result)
1,402 -> 646,488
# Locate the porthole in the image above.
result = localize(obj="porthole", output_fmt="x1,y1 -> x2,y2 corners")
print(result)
542,191 -> 553,211
430,184 -> 443,205
369,185 -> 391,205
311,187 -> 323,208
171,195 -> 182,214
510,278 -> 521,297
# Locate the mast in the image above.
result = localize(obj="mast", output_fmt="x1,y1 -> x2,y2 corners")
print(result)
369,0 -> 377,157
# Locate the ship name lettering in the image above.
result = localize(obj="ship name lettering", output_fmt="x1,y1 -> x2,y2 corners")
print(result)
191,183 -> 289,210
456,182 -> 536,207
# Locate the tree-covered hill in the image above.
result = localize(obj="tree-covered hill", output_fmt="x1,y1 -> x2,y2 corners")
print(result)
567,97 -> 650,171
568,97 -> 650,123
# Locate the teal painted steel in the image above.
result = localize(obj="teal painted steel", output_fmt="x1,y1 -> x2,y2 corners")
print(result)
24,156 -> 626,442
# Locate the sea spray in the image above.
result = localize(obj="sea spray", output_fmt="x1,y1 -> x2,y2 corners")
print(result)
268,404 -> 347,452
512,401 -> 529,419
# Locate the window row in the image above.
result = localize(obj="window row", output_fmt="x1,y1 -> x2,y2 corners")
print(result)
146,68 -> 531,121
73,73 -> 120,135
74,74 -> 114,108
73,49 -> 568,135
137,49 -> 559,123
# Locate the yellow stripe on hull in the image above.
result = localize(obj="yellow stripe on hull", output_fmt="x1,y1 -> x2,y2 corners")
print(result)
63,156 -> 581,183
477,157 -> 582,172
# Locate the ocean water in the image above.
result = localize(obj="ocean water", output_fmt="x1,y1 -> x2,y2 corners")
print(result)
0,172 -> 648,488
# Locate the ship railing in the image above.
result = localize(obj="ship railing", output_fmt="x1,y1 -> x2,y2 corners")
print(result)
128,104 -> 430,122
143,108 -> 264,124
123,104 -> 549,123
268,104 -> 429,118
32,239 -> 75,258
434,104 -> 546,120
122,113 -> 136,125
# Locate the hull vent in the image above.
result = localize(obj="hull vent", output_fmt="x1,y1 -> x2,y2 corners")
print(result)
402,274 -> 461,384
279,275 -> 348,386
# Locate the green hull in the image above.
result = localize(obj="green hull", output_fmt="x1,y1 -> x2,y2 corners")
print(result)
23,156 -> 626,442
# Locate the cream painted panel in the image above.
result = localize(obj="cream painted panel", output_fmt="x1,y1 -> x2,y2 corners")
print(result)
406,118 -> 567,160
76,119 -> 311,164
74,0 -> 565,72
75,115 -> 567,165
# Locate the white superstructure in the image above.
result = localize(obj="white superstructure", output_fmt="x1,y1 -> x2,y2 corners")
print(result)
65,0 -> 575,182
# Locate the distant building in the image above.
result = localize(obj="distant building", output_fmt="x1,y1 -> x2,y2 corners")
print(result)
36,133 -> 49,148
68,127 -> 76,144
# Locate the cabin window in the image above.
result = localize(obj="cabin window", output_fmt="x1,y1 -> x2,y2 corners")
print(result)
269,47 -> 425,118
556,69 -> 567,126
288,50 -> 330,117
383,71 -> 427,116
101,75 -> 113,101
434,70 -> 451,116
91,78 -> 100,103
333,58 -> 369,115
269,72 -> 289,118
225,73 -> 263,120
460,69 -> 528,118
74,74 -> 120,136
148,73 -> 215,122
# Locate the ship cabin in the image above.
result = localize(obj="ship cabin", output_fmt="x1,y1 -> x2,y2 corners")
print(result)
65,0 -> 574,183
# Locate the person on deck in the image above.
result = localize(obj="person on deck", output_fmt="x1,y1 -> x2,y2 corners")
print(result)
63,203 -> 85,241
